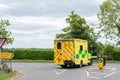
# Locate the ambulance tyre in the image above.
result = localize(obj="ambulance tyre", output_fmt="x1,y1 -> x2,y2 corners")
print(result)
88,59 -> 93,66
64,61 -> 74,68
61,65 -> 66,68
67,62 -> 74,68
79,61 -> 82,68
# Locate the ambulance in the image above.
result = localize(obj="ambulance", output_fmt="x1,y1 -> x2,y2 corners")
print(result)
54,39 -> 92,68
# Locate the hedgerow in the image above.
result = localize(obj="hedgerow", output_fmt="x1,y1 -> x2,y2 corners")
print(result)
3,49 -> 54,60
113,48 -> 120,61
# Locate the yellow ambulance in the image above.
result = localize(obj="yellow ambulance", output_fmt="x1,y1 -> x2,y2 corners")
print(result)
54,39 -> 92,68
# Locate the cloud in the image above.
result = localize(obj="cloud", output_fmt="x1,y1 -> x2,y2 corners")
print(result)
2,15 -> 67,48
0,0 -> 105,17
5,16 -> 67,28
0,4 -> 9,10
85,15 -> 99,24
0,0 -> 106,48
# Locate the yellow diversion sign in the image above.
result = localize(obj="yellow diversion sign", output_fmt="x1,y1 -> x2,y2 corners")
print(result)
0,52 -> 14,59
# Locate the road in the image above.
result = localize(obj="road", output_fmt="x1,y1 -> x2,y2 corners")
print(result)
11,62 -> 120,80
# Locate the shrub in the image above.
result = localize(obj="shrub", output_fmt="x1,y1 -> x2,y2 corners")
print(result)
3,49 -> 54,60
113,49 -> 120,61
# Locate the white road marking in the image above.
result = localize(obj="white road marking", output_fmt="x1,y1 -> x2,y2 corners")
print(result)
86,70 -> 89,77
88,68 -> 98,71
86,70 -> 100,80
53,69 -> 67,75
90,72 -> 108,74
90,76 -> 100,79
104,71 -> 116,78
87,67 -> 117,79
105,67 -> 116,72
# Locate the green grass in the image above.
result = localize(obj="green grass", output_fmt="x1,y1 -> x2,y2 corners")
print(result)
93,59 -> 120,63
12,60 -> 53,63
106,60 -> 120,63
11,59 -> 119,63
0,70 -> 16,80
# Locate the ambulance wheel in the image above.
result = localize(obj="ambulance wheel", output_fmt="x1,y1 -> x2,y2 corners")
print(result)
64,61 -> 74,68
67,62 -> 74,68
88,59 -> 93,66
61,65 -> 66,68
79,61 -> 82,68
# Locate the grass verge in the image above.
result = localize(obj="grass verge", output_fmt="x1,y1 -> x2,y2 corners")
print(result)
0,70 -> 16,80
93,59 -> 120,63
11,60 -> 53,63
106,60 -> 120,63
11,59 -> 119,63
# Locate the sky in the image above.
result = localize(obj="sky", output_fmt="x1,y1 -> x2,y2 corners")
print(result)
0,0 -> 105,48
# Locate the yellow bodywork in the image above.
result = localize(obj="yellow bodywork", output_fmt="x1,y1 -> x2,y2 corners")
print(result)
54,39 -> 92,66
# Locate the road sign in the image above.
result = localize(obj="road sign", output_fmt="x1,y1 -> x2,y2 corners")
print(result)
0,52 -> 14,59
98,58 -> 104,70
0,38 -> 6,48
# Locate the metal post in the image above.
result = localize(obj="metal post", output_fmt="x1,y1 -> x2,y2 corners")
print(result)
0,48 -> 1,64
0,34 -> 2,69
9,60 -> 12,72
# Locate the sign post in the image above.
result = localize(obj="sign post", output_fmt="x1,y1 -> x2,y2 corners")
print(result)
0,38 -> 7,68
0,37 -> 14,73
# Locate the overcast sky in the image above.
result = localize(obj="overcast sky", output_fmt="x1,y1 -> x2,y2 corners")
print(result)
0,0 -> 105,48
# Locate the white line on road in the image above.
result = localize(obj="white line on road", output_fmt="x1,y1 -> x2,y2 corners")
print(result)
53,69 -> 67,75
90,76 -> 100,79
86,70 -> 89,77
89,72 -> 108,74
86,70 -> 100,80
106,67 -> 116,72
104,71 -> 116,78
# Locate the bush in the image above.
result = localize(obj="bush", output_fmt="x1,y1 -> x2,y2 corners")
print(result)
113,48 -> 120,61
3,49 -> 54,60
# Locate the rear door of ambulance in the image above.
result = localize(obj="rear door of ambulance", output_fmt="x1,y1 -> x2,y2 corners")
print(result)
54,40 -> 64,65
54,40 -> 74,65
62,40 -> 74,63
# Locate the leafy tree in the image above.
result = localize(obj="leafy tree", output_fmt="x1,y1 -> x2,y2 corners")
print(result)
97,0 -> 120,45
56,11 -> 98,52
0,19 -> 14,44
104,44 -> 114,59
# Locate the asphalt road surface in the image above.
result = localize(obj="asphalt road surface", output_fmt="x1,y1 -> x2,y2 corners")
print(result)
11,62 -> 120,80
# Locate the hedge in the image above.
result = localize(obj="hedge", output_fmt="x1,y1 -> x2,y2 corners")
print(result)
3,49 -> 54,60
113,49 -> 120,61
2,48 -> 120,61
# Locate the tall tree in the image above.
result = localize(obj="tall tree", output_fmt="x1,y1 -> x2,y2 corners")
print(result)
56,11 -> 98,52
0,19 -> 14,44
97,0 -> 120,45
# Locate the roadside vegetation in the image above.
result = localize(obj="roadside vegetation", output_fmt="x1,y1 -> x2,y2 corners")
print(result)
3,49 -> 54,60
0,70 -> 16,80
2,48 -> 120,62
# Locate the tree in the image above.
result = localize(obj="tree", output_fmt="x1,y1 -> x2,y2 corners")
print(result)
0,19 -> 14,44
56,11 -> 98,52
104,44 -> 114,59
93,42 -> 103,55
97,0 -> 120,45
0,19 -> 13,70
